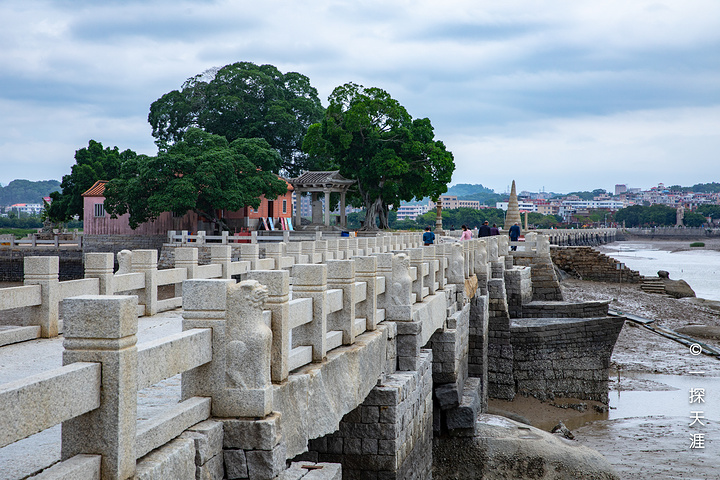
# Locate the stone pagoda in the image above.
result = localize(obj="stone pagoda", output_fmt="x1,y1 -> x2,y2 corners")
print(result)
504,180 -> 522,231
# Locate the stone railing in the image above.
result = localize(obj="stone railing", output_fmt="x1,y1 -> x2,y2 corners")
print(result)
0,232 -> 518,479
0,233 -> 83,249
0,294 -> 213,479
536,227 -> 617,246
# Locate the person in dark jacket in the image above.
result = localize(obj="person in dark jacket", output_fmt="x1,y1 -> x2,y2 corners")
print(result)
509,222 -> 521,250
490,223 -> 500,236
478,221 -> 491,237
423,226 -> 435,246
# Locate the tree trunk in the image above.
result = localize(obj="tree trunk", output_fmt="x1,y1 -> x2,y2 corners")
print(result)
361,196 -> 384,231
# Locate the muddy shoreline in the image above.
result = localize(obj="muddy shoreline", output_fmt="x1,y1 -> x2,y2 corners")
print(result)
493,240 -> 720,479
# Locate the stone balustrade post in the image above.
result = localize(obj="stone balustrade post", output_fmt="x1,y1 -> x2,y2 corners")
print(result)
85,252 -> 114,295
240,244 -> 260,269
315,240 -> 328,262
180,230 -> 188,244
197,231 -> 206,244
446,243 -> 465,286
131,249 -> 158,316
537,234 -> 550,255
223,280 -> 273,417
337,238 -> 348,260
475,239 -> 489,295
386,253 -> 412,321
181,279 -> 231,412
422,245 -> 437,295
264,243 -> 285,271
407,248 -> 425,302
366,237 -> 376,255
221,231 -> 229,244
283,230 -> 290,242
286,242 -> 302,263
354,256 -> 378,331
374,253 -> 393,311
301,241 -> 316,263
327,260 -> 357,344
62,295 -> 138,479
210,245 -> 233,279
174,247 -> 199,298
167,230 -> 176,243
24,256 -> 59,337
326,238 -> 339,260
463,241 -> 471,277
357,238 -> 368,256
347,237 -> 358,257
292,264 -> 328,361
487,236 -> 499,262
246,270 -> 290,382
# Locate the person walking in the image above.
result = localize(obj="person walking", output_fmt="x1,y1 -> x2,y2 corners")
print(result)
509,222 -> 521,251
478,221 -> 491,237
490,223 -> 500,236
460,224 -> 472,241
423,226 -> 435,246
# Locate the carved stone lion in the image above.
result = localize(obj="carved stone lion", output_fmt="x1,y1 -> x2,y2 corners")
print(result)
116,249 -> 132,274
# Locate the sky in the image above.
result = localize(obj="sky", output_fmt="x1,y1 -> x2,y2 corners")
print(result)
1,0 -> 719,195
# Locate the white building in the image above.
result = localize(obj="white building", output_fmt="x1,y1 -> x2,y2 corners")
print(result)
396,204 -> 431,220
9,203 -> 44,215
495,201 -> 538,212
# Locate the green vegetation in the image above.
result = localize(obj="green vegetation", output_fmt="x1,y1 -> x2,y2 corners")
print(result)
47,141 -> 137,223
614,204 -> 677,227
304,83 -> 454,230
690,242 -> 705,247
560,189 -> 608,200
104,129 -> 288,230
0,228 -> 39,238
0,179 -> 60,205
149,62 -> 324,178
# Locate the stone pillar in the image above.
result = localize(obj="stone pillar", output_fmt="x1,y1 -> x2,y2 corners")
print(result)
62,295 -> 138,479
223,280 -> 273,417
295,189 -> 303,229
487,278 -> 514,400
468,294 -> 489,413
174,247 -> 199,298
324,189 -> 331,227
474,240 -> 488,296
292,264 -> 328,362
422,245 -> 437,296
84,252 -> 114,295
340,191 -> 347,228
247,270 -> 290,383
407,248 -> 425,302
355,256 -> 378,331
24,256 -> 59,337
210,245 -> 232,279
315,240 -> 328,262
433,244 -> 446,291
327,260 -> 357,343
131,250 -> 158,316
264,243 -> 285,271
311,192 -> 322,224
357,238 -> 368,256
240,244 -> 260,270
374,253 -> 393,312
181,279 -> 234,416
386,253 -> 412,322
446,243 -> 464,286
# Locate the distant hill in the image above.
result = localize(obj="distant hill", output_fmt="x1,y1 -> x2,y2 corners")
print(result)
446,183 -> 494,197
0,179 -> 61,206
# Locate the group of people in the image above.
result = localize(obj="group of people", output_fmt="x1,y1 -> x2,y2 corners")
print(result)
423,221 -> 522,246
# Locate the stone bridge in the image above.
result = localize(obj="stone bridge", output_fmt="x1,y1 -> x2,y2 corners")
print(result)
0,232 -> 622,480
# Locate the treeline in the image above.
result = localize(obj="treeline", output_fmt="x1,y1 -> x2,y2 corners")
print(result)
614,204 -> 719,227
0,215 -> 82,230
345,207 -> 563,230
0,179 -> 60,205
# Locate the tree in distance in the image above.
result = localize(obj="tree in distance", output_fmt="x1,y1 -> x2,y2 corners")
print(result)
303,83 -> 455,230
148,62 -> 325,178
103,128 -> 288,231
47,141 -> 137,223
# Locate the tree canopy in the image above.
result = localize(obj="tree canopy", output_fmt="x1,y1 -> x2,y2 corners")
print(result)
46,141 -> 137,223
303,83 -> 455,230
614,204 -> 677,227
103,128 -> 288,230
148,62 -> 325,178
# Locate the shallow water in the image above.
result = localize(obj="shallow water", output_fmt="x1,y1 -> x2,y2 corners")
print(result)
602,242 -> 720,301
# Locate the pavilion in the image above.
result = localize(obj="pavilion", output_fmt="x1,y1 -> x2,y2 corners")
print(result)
288,171 -> 356,230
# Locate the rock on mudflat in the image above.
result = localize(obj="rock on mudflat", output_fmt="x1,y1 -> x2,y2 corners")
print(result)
433,414 -> 619,480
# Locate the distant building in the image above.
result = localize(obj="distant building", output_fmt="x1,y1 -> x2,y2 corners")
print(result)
397,204 -> 431,220
430,195 -> 481,210
615,184 -> 627,195
9,203 -> 44,215
495,201 -> 538,212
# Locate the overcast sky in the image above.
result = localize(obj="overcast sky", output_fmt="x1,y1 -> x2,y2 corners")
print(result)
1,0 -> 718,194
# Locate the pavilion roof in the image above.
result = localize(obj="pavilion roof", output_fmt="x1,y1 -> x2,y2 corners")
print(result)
289,171 -> 356,191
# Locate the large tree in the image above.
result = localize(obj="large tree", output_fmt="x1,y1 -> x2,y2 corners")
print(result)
303,83 -> 455,230
148,62 -> 325,177
103,128 -> 288,230
46,141 -> 137,223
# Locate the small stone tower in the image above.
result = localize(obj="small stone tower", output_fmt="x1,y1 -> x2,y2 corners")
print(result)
504,180 -> 522,231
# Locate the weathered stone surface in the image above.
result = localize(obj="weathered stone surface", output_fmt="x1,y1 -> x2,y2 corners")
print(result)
222,413 -> 281,451
134,437 -> 196,480
182,420 -> 224,465
433,415 -> 620,480
224,449 -> 248,479
196,452 -> 224,480
246,442 -> 287,479
662,278 -> 696,298
29,454 -> 101,480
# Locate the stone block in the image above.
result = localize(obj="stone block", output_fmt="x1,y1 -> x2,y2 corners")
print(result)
196,453 -> 225,480
134,437 -> 196,480
62,295 -> 137,339
183,420 -> 224,465
224,449 -> 248,479
246,443 -> 287,479
222,413 -> 281,450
